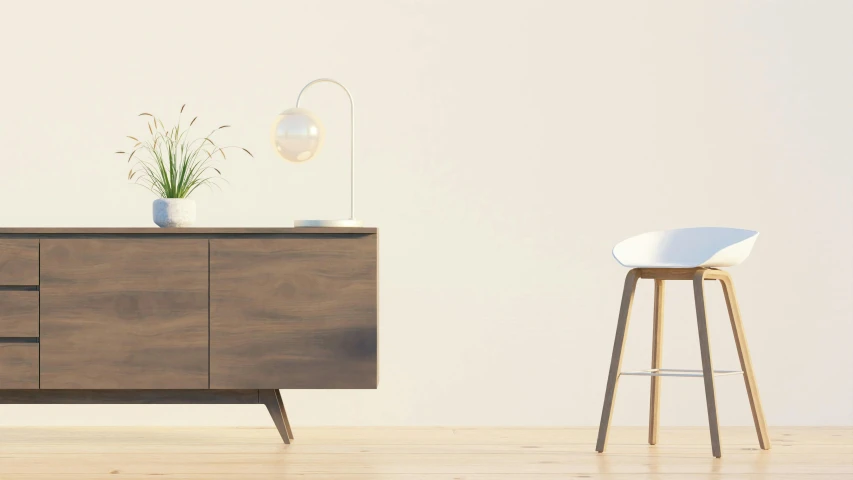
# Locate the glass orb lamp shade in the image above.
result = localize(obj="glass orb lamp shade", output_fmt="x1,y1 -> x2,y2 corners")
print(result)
271,107 -> 325,162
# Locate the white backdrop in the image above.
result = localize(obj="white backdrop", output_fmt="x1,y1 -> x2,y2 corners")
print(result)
0,0 -> 850,426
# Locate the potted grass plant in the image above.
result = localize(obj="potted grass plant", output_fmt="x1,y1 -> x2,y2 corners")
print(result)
117,105 -> 253,227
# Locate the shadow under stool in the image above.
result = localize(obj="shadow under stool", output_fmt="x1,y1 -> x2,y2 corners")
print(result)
595,228 -> 771,458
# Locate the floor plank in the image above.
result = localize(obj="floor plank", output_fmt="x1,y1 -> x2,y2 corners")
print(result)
0,476 -> 848,480
0,427 -> 849,478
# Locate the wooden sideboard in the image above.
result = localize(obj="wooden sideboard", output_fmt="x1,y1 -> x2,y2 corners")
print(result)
0,228 -> 378,444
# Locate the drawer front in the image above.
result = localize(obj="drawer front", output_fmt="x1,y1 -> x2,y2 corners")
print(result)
0,291 -> 39,337
210,236 -> 377,389
0,343 -> 39,389
0,240 -> 39,285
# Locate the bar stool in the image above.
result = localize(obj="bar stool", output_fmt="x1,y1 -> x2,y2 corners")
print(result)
595,227 -> 770,458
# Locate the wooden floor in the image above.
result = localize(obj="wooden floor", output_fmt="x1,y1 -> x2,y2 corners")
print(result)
0,427 -> 850,479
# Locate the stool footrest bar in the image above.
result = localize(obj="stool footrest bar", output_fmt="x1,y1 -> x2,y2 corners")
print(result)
620,368 -> 743,378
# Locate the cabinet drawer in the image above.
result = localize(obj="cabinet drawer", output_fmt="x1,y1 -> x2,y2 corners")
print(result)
0,343 -> 39,389
0,291 -> 39,337
0,239 -> 39,285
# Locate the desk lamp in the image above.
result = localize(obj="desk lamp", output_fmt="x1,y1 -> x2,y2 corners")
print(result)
271,78 -> 361,227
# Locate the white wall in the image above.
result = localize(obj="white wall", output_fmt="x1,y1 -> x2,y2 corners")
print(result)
0,0 -> 850,427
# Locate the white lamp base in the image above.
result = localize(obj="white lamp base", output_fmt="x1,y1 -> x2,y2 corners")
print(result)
295,219 -> 363,228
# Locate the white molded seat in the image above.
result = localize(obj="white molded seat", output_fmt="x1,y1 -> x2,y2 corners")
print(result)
612,227 -> 759,269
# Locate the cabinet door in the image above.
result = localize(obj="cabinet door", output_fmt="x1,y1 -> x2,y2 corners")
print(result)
40,239 -> 209,389
210,236 -> 377,389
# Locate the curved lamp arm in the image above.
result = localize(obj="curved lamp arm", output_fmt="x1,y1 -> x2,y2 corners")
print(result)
296,78 -> 355,221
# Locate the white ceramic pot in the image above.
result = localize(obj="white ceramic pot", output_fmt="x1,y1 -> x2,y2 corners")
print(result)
153,198 -> 196,228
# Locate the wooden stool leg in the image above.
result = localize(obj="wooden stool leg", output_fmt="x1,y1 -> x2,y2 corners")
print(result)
648,279 -> 665,445
719,274 -> 770,450
596,269 -> 641,453
693,270 -> 721,458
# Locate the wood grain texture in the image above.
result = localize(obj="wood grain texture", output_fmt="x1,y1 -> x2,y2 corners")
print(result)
0,390 -> 258,404
0,427 -> 845,478
0,239 -> 39,285
0,291 -> 39,337
210,236 -> 377,389
693,270 -> 721,458
637,268 -> 731,281
595,268 -> 641,453
0,344 -> 39,389
648,279 -> 664,445
39,239 -> 209,389
719,273 -> 771,450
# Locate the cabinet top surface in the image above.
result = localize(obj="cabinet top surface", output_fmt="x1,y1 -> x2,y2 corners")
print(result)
0,227 -> 376,235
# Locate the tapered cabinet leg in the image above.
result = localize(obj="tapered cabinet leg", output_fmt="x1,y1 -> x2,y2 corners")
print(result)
693,270 -> 721,458
260,389 -> 292,444
596,269 -> 641,453
274,389 -> 294,440
648,279 -> 665,445
720,275 -> 770,450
